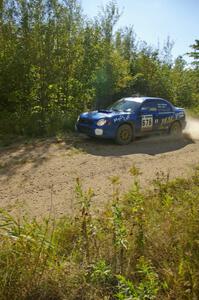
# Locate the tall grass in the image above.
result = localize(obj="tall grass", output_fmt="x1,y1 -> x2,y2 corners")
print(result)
0,168 -> 198,299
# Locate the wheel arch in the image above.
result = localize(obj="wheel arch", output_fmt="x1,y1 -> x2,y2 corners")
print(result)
169,120 -> 182,130
117,121 -> 135,132
169,120 -> 182,136
115,121 -> 135,141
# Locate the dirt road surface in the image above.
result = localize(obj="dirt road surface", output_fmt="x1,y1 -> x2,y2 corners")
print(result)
0,133 -> 199,218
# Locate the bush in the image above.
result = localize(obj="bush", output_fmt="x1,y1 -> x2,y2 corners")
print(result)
0,109 -> 78,139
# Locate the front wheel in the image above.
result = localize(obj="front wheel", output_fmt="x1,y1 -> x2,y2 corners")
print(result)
169,121 -> 182,137
115,124 -> 134,145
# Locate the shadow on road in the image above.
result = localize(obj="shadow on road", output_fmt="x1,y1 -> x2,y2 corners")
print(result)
0,139 -> 52,177
0,133 -> 195,178
73,133 -> 195,157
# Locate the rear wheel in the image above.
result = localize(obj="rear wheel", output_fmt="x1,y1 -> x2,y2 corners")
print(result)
169,121 -> 182,137
116,124 -> 134,145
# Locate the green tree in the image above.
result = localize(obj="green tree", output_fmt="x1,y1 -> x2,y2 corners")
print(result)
188,39 -> 199,67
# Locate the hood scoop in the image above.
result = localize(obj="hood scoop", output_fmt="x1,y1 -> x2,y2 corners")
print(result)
97,109 -> 113,114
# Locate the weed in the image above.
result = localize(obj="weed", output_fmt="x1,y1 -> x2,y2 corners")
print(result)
0,169 -> 198,299
75,178 -> 94,263
116,257 -> 159,300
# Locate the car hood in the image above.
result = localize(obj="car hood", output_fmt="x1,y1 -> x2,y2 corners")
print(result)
80,109 -> 134,120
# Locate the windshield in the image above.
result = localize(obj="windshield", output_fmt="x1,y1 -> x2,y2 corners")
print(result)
108,99 -> 141,112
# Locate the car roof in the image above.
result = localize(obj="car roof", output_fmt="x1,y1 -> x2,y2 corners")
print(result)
123,97 -> 167,103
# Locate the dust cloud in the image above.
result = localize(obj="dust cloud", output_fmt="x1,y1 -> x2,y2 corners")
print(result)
184,116 -> 199,141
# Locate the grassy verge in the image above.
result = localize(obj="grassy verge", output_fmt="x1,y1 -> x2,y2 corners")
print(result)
0,168 -> 198,299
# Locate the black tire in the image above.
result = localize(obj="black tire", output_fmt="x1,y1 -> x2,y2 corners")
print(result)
115,124 -> 134,145
169,121 -> 182,137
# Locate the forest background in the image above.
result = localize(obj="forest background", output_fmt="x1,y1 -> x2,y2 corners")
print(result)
0,0 -> 198,137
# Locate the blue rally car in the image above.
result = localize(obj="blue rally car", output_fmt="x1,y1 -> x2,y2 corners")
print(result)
76,97 -> 186,145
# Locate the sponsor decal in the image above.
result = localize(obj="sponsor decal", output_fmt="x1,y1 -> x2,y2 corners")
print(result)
113,115 -> 130,123
161,116 -> 174,125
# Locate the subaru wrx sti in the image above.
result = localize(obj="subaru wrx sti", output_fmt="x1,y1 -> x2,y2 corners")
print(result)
76,97 -> 186,145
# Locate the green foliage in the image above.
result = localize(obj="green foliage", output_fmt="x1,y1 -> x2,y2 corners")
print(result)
90,260 -> 113,285
116,257 -> 159,300
188,39 -> 199,67
0,209 -> 56,300
0,169 -> 198,299
0,1 -> 198,137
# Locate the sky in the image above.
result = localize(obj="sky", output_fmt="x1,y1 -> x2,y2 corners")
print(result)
80,0 -> 199,62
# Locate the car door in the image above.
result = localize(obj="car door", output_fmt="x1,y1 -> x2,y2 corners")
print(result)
136,100 -> 159,134
156,99 -> 175,131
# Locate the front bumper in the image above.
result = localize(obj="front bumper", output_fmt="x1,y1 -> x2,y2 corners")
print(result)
76,123 -> 115,139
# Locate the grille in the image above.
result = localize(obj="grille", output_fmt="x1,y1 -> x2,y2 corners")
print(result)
79,118 -> 94,125
77,125 -> 92,135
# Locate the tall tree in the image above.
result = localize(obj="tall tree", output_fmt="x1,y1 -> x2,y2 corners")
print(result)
188,39 -> 199,67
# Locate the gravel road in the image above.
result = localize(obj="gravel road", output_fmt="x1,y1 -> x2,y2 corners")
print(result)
0,132 -> 199,218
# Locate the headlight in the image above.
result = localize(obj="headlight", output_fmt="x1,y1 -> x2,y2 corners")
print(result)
97,119 -> 107,126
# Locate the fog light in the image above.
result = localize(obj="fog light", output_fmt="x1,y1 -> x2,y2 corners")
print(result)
95,129 -> 103,136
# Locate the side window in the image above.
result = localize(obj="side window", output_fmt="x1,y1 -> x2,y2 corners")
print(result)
157,100 -> 172,112
141,101 -> 157,113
